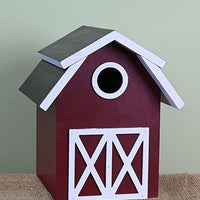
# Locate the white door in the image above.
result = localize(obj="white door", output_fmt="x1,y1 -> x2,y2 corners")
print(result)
68,127 -> 149,200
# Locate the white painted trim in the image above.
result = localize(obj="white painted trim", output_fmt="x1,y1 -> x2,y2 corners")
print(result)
92,62 -> 128,99
39,57 -> 87,111
68,127 -> 149,200
137,55 -> 184,109
39,54 -> 184,111
113,31 -> 166,68
61,32 -> 115,69
38,52 -> 63,68
38,32 -> 184,111
39,31 -> 165,69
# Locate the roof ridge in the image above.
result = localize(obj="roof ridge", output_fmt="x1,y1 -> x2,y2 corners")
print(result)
38,26 -> 165,69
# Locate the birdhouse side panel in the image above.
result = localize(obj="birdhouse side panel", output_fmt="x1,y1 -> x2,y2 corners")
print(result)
36,102 -> 57,199
55,42 -> 161,200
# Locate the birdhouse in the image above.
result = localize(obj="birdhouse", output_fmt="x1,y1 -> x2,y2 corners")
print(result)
19,26 -> 184,200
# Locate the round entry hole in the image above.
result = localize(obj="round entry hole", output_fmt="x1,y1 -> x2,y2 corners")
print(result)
92,62 -> 128,99
97,67 -> 123,93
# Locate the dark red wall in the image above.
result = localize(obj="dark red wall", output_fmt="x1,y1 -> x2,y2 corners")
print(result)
36,102 -> 57,199
55,42 -> 161,199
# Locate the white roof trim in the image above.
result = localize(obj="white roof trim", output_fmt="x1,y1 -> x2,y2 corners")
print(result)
38,52 -> 63,68
39,31 -> 166,70
39,55 -> 184,111
137,55 -> 184,109
114,31 -> 166,68
40,57 -> 87,111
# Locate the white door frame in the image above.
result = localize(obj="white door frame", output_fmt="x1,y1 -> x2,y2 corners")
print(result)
68,127 -> 149,200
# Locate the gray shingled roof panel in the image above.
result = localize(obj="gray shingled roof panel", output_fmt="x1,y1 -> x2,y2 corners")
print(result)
19,60 -> 65,106
38,25 -> 113,62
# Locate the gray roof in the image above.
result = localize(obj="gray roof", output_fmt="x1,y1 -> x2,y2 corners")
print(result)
20,26 -> 114,107
39,26 -> 113,63
19,60 -> 65,105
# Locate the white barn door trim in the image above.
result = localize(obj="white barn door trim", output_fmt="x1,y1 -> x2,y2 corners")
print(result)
68,127 -> 149,200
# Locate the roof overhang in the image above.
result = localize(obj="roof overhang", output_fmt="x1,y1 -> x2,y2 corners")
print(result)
137,55 -> 184,109
38,30 -> 166,70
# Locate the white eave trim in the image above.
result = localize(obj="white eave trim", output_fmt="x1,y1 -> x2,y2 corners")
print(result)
38,52 -> 63,68
39,54 -> 184,111
137,55 -> 184,109
38,31 -> 166,70
114,31 -> 166,67
39,57 -> 87,111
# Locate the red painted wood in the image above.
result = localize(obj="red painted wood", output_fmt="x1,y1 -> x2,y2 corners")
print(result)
79,135 -> 102,157
112,144 -> 124,185
94,145 -> 106,186
75,145 -> 87,187
79,174 -> 101,196
36,102 -> 57,199
131,142 -> 143,184
116,134 -> 139,156
116,173 -> 138,194
55,41 -> 161,199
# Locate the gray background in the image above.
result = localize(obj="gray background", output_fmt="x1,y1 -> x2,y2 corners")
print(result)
0,0 -> 199,174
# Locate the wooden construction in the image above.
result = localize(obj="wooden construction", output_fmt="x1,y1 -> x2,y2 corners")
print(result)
19,26 -> 184,200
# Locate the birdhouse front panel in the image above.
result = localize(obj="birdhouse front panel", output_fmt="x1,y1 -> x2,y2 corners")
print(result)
19,26 -> 184,200
52,42 -> 161,200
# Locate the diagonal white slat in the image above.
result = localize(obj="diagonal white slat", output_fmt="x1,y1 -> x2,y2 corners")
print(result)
127,165 -> 143,193
74,165 -> 92,196
111,163 -> 127,194
127,134 -> 144,162
75,135 -> 91,164
112,134 -> 127,162
90,167 -> 106,194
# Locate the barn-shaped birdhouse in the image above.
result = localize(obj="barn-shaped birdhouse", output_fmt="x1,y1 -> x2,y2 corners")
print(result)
19,26 -> 184,200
